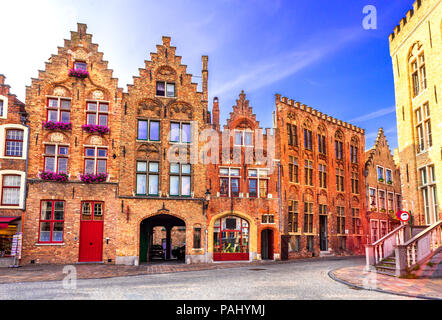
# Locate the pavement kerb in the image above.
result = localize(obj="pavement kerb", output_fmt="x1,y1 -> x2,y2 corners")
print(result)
328,268 -> 441,300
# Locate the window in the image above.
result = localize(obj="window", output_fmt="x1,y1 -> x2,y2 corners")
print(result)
387,192 -> 394,211
378,190 -> 386,209
371,220 -> 379,242
303,202 -> 313,233
74,61 -> 87,71
350,145 -> 358,164
304,160 -> 313,186
351,172 -> 359,194
44,145 -> 68,173
84,147 -> 107,175
287,124 -> 298,146
410,53 -> 426,97
39,200 -> 64,243
213,216 -> 249,254
136,161 -> 159,196
335,140 -> 343,160
337,207 -> 345,234
420,165 -> 438,225
1,175 -> 21,206
377,166 -> 384,181
411,60 -> 419,97
81,201 -> 103,221
415,103 -> 432,153
352,208 -> 360,235
234,130 -> 253,146
303,129 -> 312,150
193,227 -> 201,249
220,167 -> 239,197
386,169 -> 392,184
137,119 -> 160,141
47,97 -> 71,123
170,163 -> 191,197
336,168 -> 344,192
288,200 -> 298,232
247,168 -> 269,198
0,99 -> 3,117
396,194 -> 402,211
319,164 -> 327,188
306,236 -> 314,252
156,81 -> 175,97
86,101 -> 109,127
288,156 -> 299,183
318,134 -> 326,154
262,214 -> 274,224
170,122 -> 191,143
5,129 -> 24,157
369,188 -> 377,207
319,204 -> 327,215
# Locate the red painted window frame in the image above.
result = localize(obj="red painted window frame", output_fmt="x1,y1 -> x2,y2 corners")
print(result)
213,216 -> 249,260
38,200 -> 65,243
44,145 -> 69,173
230,178 -> 240,198
5,129 -> 24,157
46,97 -> 71,123
83,147 -> 108,175
1,174 -> 21,206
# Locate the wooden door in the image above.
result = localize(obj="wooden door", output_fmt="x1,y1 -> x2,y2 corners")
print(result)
79,202 -> 104,262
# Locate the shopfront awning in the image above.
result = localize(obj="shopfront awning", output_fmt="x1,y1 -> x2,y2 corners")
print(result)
0,217 -> 20,229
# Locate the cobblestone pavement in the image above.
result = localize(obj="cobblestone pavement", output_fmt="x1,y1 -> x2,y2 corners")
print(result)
0,256 -> 350,284
331,265 -> 442,300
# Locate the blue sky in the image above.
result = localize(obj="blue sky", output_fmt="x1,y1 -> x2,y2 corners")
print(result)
0,0 -> 415,150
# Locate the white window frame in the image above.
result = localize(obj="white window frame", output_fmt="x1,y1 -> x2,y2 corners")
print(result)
376,165 -> 384,182
418,164 -> 438,225
85,100 -> 110,127
0,124 -> 28,160
83,145 -> 109,176
0,170 -> 26,209
0,95 -> 8,119
42,142 -> 70,174
219,167 -> 241,198
369,187 -> 377,208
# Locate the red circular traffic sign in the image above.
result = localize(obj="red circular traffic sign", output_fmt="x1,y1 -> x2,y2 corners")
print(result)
396,210 -> 410,222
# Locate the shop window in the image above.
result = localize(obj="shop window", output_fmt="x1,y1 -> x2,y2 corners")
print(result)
86,101 -> 109,127
47,97 -> 71,123
5,129 -> 24,157
44,145 -> 68,173
169,163 -> 191,197
39,200 -> 64,243
84,147 -> 107,175
213,216 -> 249,254
1,175 -> 21,206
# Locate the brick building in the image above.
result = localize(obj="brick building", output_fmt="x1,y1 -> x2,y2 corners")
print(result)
365,128 -> 402,243
22,24 -> 123,264
389,0 -> 441,225
0,75 -> 27,266
274,95 -> 368,257
206,92 -> 280,261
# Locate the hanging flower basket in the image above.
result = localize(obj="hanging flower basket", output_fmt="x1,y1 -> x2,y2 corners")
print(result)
42,121 -> 72,131
39,170 -> 69,182
81,124 -> 110,135
68,69 -> 89,79
80,173 -> 108,183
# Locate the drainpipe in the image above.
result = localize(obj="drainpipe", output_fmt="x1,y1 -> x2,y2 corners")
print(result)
21,115 -> 30,234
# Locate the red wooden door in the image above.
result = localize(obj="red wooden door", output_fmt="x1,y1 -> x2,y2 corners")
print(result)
79,202 -> 104,262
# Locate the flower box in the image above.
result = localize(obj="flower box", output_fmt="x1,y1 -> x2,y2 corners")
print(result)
371,207 -> 376,212
39,170 -> 69,182
68,68 -> 89,79
378,178 -> 384,183
380,208 -> 386,213
81,124 -> 110,135
387,180 -> 393,185
389,209 -> 394,214
42,121 -> 72,131
80,173 -> 108,183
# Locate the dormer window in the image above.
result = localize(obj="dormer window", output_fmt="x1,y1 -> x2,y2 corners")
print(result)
74,61 -> 87,71
156,81 -> 175,97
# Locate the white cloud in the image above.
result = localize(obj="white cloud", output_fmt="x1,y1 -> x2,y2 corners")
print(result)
348,106 -> 396,123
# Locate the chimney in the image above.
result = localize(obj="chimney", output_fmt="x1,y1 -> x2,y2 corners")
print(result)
212,97 -> 220,130
202,56 -> 208,103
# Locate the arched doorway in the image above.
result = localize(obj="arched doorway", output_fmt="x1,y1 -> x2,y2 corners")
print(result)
261,229 -> 274,260
139,214 -> 185,263
213,215 -> 249,261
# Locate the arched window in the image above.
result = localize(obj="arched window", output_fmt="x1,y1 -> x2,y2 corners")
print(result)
408,42 -> 426,97
335,130 -> 344,160
213,215 -> 249,261
350,136 -> 359,164
317,125 -> 327,154
303,119 -> 313,151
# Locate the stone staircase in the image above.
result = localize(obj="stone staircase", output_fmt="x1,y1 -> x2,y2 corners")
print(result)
375,255 -> 397,276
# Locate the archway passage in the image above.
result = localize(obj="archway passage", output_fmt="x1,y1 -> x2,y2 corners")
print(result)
261,229 -> 274,260
213,215 -> 249,261
139,214 -> 186,264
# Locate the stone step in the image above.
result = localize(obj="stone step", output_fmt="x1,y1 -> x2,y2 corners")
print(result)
375,265 -> 396,272
374,269 -> 397,277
